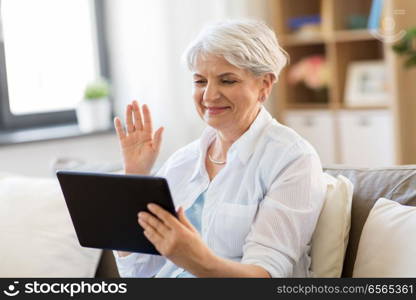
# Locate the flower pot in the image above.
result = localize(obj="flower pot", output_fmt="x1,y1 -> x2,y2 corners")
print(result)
76,98 -> 112,133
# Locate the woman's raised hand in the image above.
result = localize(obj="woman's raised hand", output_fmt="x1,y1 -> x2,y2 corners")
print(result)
114,100 -> 164,175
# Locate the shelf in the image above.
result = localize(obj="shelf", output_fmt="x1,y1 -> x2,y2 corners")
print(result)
280,33 -> 325,46
332,0 -> 373,31
339,105 -> 390,110
286,103 -> 331,110
283,44 -> 327,105
280,29 -> 377,46
273,0 -> 416,165
277,0 -> 321,35
333,29 -> 377,42
334,39 -> 384,105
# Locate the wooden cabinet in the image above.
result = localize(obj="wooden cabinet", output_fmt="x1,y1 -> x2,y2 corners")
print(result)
338,110 -> 395,166
285,109 -> 395,167
285,110 -> 336,165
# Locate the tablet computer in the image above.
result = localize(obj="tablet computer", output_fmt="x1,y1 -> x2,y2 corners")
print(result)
56,170 -> 177,256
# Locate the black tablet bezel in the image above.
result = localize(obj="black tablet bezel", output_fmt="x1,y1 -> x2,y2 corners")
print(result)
56,170 -> 177,255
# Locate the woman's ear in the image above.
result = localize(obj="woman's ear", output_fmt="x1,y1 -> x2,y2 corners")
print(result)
259,73 -> 276,102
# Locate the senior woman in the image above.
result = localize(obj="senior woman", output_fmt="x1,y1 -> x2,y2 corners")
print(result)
112,20 -> 326,278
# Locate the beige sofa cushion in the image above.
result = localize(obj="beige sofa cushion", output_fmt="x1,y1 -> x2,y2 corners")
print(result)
310,173 -> 353,277
0,174 -> 102,277
353,198 -> 416,277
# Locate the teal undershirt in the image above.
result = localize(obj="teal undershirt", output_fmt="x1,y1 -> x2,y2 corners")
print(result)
176,191 -> 206,278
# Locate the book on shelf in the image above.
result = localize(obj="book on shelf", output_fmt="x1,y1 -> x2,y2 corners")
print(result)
368,0 -> 385,30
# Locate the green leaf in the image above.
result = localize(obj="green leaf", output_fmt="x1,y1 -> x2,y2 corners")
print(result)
84,79 -> 110,100
392,41 -> 408,54
392,27 -> 416,69
408,27 -> 416,36
404,55 -> 416,69
392,32 -> 411,54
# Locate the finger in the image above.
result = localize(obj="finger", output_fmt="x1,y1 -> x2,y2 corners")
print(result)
143,227 -> 163,246
138,211 -> 171,235
177,207 -> 197,233
142,104 -> 153,134
113,117 -> 126,139
138,216 -> 163,237
152,127 -> 164,153
125,104 -> 134,133
147,203 -> 180,228
132,100 -> 143,131
138,216 -> 164,241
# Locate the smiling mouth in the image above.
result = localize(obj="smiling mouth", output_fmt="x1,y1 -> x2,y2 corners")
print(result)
205,106 -> 230,115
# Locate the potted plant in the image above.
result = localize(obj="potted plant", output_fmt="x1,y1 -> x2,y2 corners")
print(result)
392,27 -> 416,69
76,78 -> 112,133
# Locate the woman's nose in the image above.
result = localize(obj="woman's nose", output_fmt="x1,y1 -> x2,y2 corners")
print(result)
202,82 -> 221,102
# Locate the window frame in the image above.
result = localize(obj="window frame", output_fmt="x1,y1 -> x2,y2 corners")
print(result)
0,0 -> 111,130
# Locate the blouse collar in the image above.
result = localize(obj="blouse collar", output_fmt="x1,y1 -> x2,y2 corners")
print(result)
189,106 -> 274,182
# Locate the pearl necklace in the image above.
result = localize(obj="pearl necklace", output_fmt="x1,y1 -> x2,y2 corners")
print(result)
208,153 -> 226,165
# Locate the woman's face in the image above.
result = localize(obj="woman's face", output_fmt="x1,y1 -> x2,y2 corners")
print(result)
192,54 -> 272,134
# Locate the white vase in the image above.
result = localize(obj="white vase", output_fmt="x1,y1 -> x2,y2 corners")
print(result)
76,98 -> 112,133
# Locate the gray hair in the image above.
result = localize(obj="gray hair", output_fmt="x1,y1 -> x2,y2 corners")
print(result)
183,19 -> 289,81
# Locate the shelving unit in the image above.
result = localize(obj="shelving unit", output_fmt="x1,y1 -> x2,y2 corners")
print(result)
268,0 -> 416,166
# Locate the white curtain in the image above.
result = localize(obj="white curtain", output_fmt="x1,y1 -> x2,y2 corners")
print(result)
105,0 -> 272,164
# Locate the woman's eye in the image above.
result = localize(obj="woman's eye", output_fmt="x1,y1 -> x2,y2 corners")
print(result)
222,80 -> 237,85
194,80 -> 206,85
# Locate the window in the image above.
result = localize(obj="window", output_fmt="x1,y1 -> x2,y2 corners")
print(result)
0,0 -> 109,130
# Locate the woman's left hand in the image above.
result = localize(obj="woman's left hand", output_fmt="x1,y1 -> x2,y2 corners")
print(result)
138,203 -> 215,275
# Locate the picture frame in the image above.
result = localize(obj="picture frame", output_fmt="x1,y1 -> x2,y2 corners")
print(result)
344,60 -> 389,107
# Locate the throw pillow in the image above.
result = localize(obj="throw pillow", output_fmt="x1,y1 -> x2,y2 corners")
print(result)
0,175 -> 102,277
310,173 -> 353,277
353,197 -> 416,277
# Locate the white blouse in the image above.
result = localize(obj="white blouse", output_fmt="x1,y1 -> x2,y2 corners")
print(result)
113,106 -> 327,277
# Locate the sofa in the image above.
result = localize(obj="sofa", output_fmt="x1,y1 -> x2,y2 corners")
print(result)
93,165 -> 416,278
1,165 -> 414,277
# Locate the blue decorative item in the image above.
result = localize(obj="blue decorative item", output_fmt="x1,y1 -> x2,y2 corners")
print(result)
288,15 -> 321,31
347,15 -> 368,30
368,0 -> 385,30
